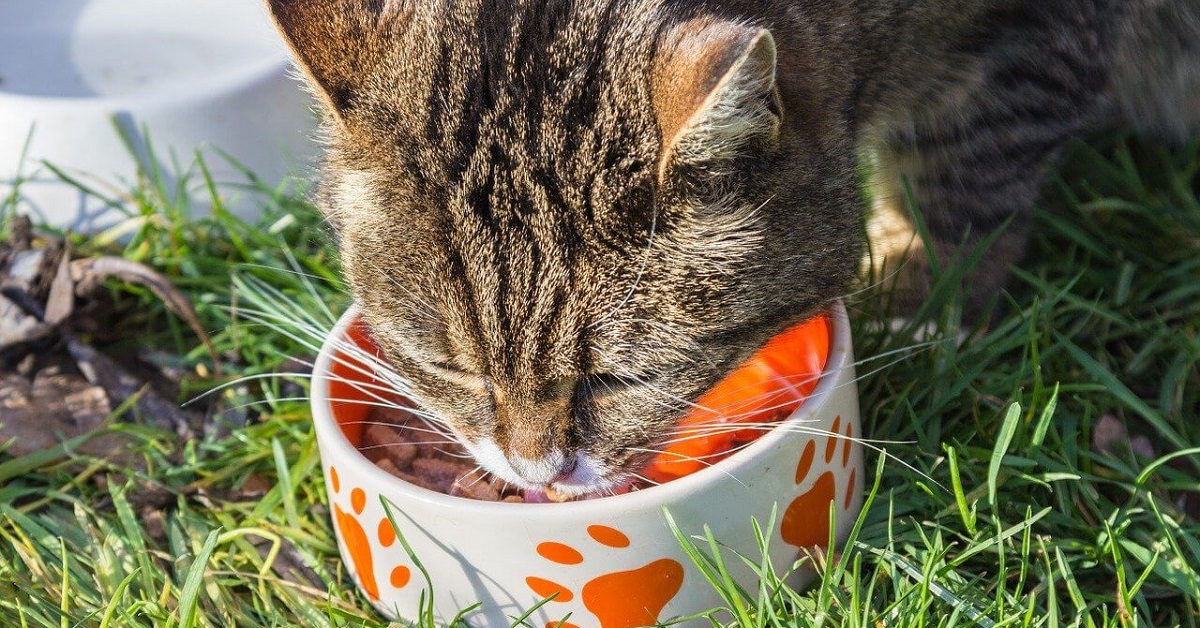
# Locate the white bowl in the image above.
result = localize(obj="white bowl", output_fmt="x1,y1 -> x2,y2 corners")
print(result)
0,0 -> 318,230
311,303 -> 865,627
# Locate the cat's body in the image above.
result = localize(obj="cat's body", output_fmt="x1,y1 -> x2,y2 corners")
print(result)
268,0 -> 1200,495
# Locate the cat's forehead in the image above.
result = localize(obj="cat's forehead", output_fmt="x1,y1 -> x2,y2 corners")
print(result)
356,1 -> 665,181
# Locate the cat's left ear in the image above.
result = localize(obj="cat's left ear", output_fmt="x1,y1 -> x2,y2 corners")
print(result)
653,21 -> 782,184
265,0 -> 410,127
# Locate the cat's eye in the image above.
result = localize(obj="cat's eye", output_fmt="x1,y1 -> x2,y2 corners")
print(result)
579,372 -> 641,397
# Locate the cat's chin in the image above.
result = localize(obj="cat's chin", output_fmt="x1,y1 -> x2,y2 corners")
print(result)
485,463 -> 631,500
523,475 -> 637,502
460,438 -> 630,498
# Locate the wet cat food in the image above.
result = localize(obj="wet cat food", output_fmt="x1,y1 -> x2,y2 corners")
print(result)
360,407 -> 533,502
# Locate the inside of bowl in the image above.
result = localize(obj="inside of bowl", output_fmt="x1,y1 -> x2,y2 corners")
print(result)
325,313 -> 833,486
326,317 -> 392,448
642,314 -> 831,482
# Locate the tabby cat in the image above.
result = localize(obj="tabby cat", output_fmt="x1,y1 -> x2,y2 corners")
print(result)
266,0 -> 1200,496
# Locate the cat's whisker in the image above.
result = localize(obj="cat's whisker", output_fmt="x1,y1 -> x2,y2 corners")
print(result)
663,338 -> 945,421
226,318 -> 330,350
657,421 -> 905,447
586,336 -> 933,419
627,472 -> 662,488
648,423 -> 939,488
358,440 -> 464,451
667,422 -> 911,447
234,263 -> 352,297
461,466 -> 489,489
589,204 -> 658,330
834,252 -> 918,303
228,305 -> 336,344
219,276 -> 474,451
185,372 -> 315,406
343,420 -> 462,439
233,274 -> 339,336
228,308 -> 422,397
226,309 -> 336,351
626,447 -> 748,489
741,337 -> 945,402
213,391 -> 452,433
219,395 -> 404,415
641,443 -> 754,463
282,247 -> 341,324
222,291 -> 345,347
189,370 -> 411,404
358,256 -> 441,322
600,361 -> 709,413
193,318 -> 455,429
432,448 -> 476,461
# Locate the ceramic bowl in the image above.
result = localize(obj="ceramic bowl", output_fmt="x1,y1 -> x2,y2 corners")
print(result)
0,0 -> 317,231
311,303 -> 863,627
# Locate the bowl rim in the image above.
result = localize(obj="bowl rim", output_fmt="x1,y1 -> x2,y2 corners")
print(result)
0,58 -> 290,110
311,300 -> 855,516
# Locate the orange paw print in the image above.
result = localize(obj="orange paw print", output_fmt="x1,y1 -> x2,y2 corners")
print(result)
527,525 -> 685,628
781,416 -> 858,548
328,466 -> 412,601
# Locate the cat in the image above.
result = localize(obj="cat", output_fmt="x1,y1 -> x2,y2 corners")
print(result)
265,0 -> 1200,496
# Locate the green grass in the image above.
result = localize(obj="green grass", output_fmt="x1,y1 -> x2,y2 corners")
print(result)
0,133 -> 1197,627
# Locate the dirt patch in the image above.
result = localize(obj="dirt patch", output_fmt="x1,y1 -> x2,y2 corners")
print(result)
0,216 -> 212,457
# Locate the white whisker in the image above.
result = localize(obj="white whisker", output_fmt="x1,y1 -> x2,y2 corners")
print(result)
590,202 -> 658,329
358,256 -> 441,322
626,447 -> 748,489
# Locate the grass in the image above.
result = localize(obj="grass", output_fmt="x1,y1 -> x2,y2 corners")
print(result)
0,132 -> 1197,627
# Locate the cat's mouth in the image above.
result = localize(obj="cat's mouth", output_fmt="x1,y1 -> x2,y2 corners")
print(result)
462,439 -> 633,500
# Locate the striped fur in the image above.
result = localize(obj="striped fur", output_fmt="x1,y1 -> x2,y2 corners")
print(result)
268,0 -> 1199,492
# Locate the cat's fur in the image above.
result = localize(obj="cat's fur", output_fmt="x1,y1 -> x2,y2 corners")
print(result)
267,0 -> 1199,494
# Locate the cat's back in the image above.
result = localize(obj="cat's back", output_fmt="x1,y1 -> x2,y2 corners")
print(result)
1111,0 -> 1200,136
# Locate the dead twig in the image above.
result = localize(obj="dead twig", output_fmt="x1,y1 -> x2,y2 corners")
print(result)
70,257 -> 222,375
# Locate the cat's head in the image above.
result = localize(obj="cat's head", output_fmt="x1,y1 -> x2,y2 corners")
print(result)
269,0 -> 861,495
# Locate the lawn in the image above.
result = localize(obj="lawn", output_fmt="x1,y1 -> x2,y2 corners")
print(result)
0,132 -> 1197,627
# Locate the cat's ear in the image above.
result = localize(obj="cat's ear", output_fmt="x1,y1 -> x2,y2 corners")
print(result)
265,0 -> 408,125
653,22 -> 781,183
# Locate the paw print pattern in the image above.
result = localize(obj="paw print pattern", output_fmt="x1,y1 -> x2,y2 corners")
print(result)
781,416 -> 858,548
329,466 -> 412,601
528,525 -> 685,628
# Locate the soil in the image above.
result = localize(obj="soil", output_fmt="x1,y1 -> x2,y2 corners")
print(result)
0,217 -> 215,456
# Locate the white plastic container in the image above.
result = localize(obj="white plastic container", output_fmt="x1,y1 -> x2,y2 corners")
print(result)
0,0 -> 318,230
311,303 -> 864,627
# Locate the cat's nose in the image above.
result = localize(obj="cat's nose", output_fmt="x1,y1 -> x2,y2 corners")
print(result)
508,450 -> 577,485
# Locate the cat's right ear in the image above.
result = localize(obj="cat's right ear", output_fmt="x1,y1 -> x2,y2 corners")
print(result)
265,0 -> 408,126
653,21 -> 781,184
